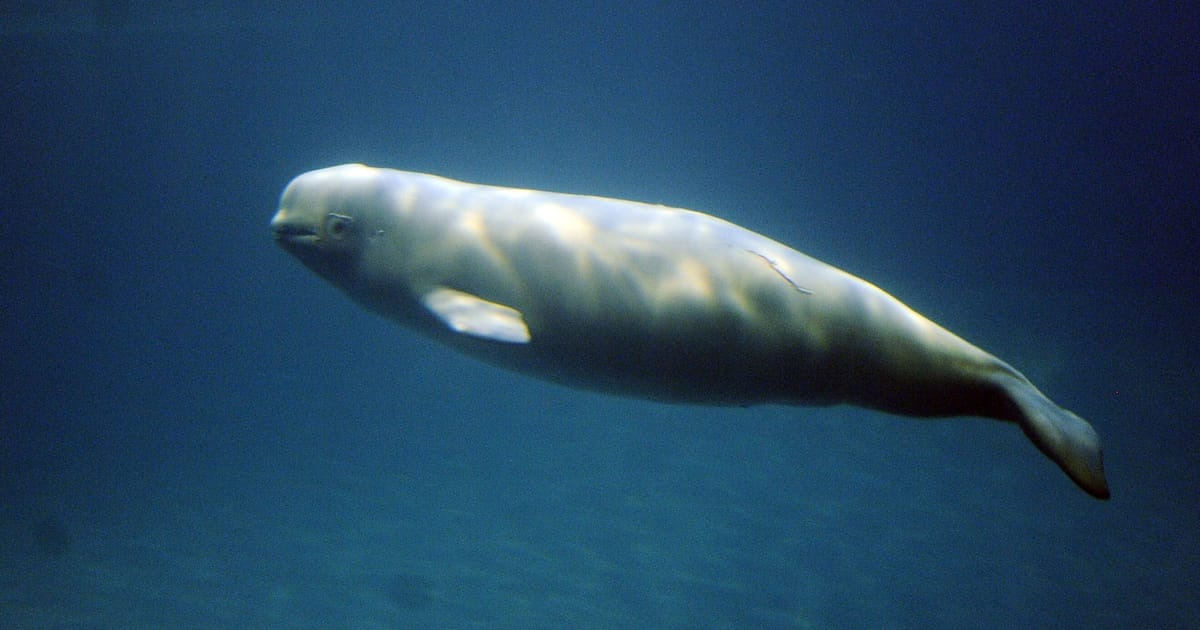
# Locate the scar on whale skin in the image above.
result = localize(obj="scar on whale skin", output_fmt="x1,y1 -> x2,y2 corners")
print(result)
747,249 -> 814,295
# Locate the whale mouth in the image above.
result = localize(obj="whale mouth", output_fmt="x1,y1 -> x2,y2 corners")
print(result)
271,223 -> 322,262
272,226 -> 319,255
272,224 -> 317,239
270,210 -> 319,247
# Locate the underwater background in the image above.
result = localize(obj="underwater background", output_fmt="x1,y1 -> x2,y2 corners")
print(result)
2,2 -> 1196,628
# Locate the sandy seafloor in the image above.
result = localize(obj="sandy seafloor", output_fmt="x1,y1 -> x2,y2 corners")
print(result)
1,3 -> 1196,628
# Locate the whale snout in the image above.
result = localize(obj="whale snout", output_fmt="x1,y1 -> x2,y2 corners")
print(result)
270,211 -> 316,236
270,211 -> 322,257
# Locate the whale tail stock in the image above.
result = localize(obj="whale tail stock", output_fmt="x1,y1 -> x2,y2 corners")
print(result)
996,374 -> 1110,499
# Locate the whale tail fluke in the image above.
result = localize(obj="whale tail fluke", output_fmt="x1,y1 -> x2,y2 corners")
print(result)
1000,375 -> 1110,499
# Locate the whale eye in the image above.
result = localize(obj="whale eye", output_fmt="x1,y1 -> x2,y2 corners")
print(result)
324,213 -> 354,240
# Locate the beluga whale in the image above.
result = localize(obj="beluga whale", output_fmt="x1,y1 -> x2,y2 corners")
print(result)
271,164 -> 1109,499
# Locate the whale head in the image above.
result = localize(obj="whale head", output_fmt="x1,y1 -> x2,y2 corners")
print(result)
270,164 -> 385,293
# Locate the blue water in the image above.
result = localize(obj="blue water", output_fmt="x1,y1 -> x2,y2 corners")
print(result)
2,3 -> 1196,628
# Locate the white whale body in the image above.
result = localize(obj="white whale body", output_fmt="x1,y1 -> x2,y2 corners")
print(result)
271,164 -> 1109,499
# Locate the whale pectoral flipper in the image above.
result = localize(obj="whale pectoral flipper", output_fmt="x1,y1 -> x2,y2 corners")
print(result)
422,288 -> 531,343
1000,376 -> 1110,499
